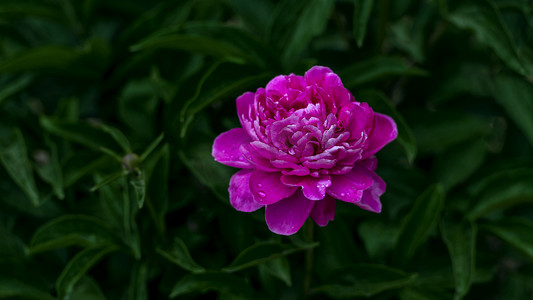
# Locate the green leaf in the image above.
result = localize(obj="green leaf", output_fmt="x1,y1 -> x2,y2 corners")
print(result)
260,257 -> 292,287
434,138 -> 486,191
399,286 -> 454,300
34,138 -> 65,199
40,116 -> 124,160
179,61 -> 272,138
178,142 -> 234,202
358,219 -> 399,259
139,133 -> 164,162
0,46 -> 79,73
0,45 -> 104,78
129,171 -> 146,209
0,278 -> 55,300
0,74 -> 34,105
69,277 -> 107,300
412,112 -> 491,154
157,237 -> 205,274
359,90 -> 417,163
0,3 -> 64,21
340,56 -> 427,89
99,124 -> 132,154
127,262 -> 148,300
0,224 -> 27,260
312,264 -> 417,297
63,154 -> 111,188
228,0 -> 274,36
144,143 -> 169,235
169,272 -> 257,299
280,0 -> 334,65
56,246 -> 118,300
117,78 -> 160,140
0,128 -> 40,206
315,219 -> 361,276
90,170 -> 127,192
29,215 -> 122,254
394,184 -> 444,266
130,34 -> 247,64
223,241 -> 314,273
467,171 -> 533,220
440,219 -> 477,300
481,217 -> 533,262
122,177 -> 141,260
353,0 -> 374,47
447,3 -> 532,79
493,75 -> 533,147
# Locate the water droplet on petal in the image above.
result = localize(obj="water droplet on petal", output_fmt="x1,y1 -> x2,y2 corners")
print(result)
340,193 -> 345,197
257,183 -> 263,188
258,191 -> 266,197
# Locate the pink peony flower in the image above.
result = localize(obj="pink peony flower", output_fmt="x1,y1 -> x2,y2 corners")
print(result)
212,66 -> 397,235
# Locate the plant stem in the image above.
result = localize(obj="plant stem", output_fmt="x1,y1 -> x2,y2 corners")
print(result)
303,220 -> 315,297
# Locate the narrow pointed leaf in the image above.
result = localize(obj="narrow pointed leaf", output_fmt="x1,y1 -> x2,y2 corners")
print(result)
261,257 -> 292,286
139,133 -> 164,161
0,128 -> 40,206
353,0 -> 374,47
341,56 -> 427,88
281,0 -> 334,65
130,35 -> 247,64
90,171 -> 127,192
129,171 -> 146,209
481,218 -> 533,262
29,215 -> 122,254
157,237 -> 205,273
56,246 -> 118,300
441,219 -> 477,300
468,173 -> 533,220
447,3 -> 532,78
169,272 -> 256,298
313,264 -> 417,297
127,262 -> 148,300
434,139 -> 486,191
69,277 -> 107,300
40,117 -> 124,159
0,278 -> 55,300
0,74 -> 34,105
493,75 -> 533,147
394,184 -> 444,265
223,241 -> 312,273
34,138 -> 64,199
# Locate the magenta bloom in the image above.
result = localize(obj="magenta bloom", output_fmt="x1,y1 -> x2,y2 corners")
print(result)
212,66 -> 397,235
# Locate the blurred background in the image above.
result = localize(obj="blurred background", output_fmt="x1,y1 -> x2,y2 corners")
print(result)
0,0 -> 532,299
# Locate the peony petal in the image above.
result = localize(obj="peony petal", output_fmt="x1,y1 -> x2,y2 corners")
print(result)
310,196 -> 336,226
327,169 -> 373,203
329,167 -> 373,201
281,174 -> 331,200
240,144 -> 279,172
229,170 -> 263,212
236,92 -> 258,140
362,113 -> 398,159
265,191 -> 315,235
360,157 -> 378,171
304,66 -> 342,88
353,166 -> 386,213
249,170 -> 297,205
212,128 -> 253,168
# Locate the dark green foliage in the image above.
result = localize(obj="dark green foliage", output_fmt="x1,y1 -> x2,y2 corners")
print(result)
1,0 -> 532,299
